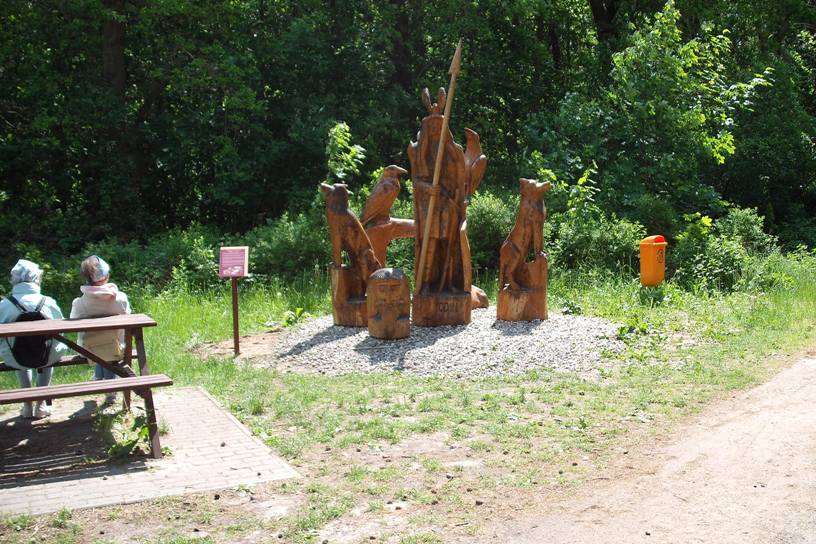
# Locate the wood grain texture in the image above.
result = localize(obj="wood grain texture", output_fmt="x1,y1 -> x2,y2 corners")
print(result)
361,166 -> 415,267
0,314 -> 156,337
497,179 -> 550,321
366,218 -> 416,267
407,87 -> 486,326
497,255 -> 548,321
330,265 -> 368,327
0,374 -> 172,404
321,182 -> 381,326
413,291 -> 471,327
360,165 -> 408,228
470,285 -> 489,309
367,268 -> 411,339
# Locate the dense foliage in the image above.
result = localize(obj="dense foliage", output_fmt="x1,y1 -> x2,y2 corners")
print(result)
1,0 -> 814,287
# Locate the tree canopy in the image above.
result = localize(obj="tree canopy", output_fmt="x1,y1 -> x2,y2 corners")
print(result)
1,0 -> 814,258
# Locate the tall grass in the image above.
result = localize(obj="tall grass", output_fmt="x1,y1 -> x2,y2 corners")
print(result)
0,272 -> 331,391
5,250 -> 815,379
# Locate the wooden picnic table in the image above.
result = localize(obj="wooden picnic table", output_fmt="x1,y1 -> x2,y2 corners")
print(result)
0,314 -> 172,458
0,313 -> 157,377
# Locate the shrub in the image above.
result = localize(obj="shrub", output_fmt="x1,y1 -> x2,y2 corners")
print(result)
546,165 -> 646,272
466,190 -> 518,270
672,207 -> 782,291
776,208 -> 816,249
715,207 -> 777,255
245,206 -> 331,278
630,193 -> 679,239
550,213 -> 646,272
10,224 -> 226,307
83,225 -> 222,290
670,213 -> 712,276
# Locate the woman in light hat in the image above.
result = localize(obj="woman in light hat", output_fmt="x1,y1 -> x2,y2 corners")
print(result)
70,255 -> 131,405
0,259 -> 67,418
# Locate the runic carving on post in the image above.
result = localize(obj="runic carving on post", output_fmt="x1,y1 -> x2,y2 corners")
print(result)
361,165 -> 415,267
408,87 -> 487,326
497,178 -> 551,321
367,268 -> 411,339
320,182 -> 382,326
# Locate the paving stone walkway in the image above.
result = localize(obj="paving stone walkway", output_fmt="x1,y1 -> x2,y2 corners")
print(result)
0,387 -> 298,515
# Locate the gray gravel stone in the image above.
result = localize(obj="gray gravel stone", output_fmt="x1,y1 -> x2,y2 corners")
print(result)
261,308 -> 624,377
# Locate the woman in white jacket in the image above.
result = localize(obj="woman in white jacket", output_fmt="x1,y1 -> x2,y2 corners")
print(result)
70,255 -> 130,404
0,259 -> 67,418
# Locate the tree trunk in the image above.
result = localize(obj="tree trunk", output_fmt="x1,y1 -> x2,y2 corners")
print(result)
102,0 -> 126,99
587,0 -> 621,71
389,0 -> 424,93
588,0 -> 619,45
101,0 -> 150,237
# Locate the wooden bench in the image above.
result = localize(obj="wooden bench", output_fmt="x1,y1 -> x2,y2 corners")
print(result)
0,374 -> 173,458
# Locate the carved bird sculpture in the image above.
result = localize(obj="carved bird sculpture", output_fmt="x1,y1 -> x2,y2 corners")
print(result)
464,128 -> 487,197
360,165 -> 408,227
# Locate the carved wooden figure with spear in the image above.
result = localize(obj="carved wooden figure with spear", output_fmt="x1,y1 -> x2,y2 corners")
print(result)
408,40 -> 487,326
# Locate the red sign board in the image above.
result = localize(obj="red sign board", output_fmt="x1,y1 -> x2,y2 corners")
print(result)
219,246 -> 249,278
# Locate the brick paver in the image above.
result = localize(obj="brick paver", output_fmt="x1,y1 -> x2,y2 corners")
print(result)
0,387 -> 299,515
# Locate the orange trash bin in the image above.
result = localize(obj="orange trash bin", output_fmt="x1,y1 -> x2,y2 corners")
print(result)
640,235 -> 668,287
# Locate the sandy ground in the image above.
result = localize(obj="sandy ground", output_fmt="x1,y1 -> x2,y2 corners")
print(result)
486,355 -> 816,544
191,329 -> 283,360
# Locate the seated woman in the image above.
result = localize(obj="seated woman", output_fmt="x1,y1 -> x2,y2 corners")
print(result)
70,255 -> 130,405
0,259 -> 67,419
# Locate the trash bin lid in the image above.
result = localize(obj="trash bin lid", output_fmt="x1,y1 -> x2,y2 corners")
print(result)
640,235 -> 667,245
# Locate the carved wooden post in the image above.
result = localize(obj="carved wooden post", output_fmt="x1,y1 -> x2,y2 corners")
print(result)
497,179 -> 551,321
361,165 -> 415,266
320,182 -> 382,326
366,219 -> 415,266
367,268 -> 411,339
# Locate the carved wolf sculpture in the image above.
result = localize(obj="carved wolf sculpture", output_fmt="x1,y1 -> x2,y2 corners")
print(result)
499,178 -> 551,291
320,182 -> 381,286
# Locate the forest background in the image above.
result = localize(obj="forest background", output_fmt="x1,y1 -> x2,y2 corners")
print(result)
1,0 -> 814,303
3,3 -> 816,539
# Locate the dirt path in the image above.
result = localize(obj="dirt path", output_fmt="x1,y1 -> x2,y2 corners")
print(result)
487,356 -> 816,544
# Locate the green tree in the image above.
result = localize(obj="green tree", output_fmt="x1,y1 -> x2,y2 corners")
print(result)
528,1 -> 772,234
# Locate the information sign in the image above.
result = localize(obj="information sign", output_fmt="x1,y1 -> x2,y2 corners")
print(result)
219,246 -> 249,278
219,246 -> 249,356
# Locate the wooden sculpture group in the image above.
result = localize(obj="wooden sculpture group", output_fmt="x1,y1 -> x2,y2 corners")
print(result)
320,41 -> 550,338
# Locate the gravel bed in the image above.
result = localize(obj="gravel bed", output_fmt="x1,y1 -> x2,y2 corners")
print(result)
261,308 -> 624,377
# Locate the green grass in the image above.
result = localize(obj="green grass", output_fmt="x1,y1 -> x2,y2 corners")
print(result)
4,254 -> 816,541
21,259 -> 814,466
50,508 -> 73,529
1,514 -> 34,530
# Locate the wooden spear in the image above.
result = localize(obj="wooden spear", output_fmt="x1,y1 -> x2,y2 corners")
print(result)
415,39 -> 463,293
